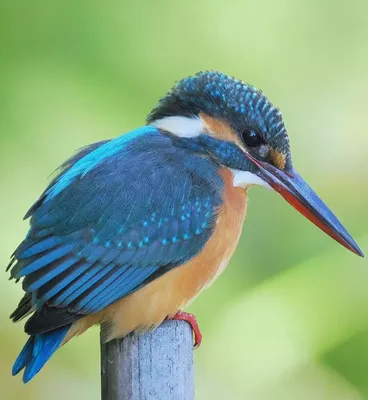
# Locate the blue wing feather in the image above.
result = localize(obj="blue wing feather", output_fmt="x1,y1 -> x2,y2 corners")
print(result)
26,258 -> 77,291
17,237 -> 62,259
35,261 -> 93,304
51,262 -> 112,306
84,265 -> 160,314
71,264 -> 122,312
12,244 -> 74,278
9,126 -> 224,335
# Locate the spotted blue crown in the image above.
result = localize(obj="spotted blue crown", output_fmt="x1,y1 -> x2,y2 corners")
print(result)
147,71 -> 288,149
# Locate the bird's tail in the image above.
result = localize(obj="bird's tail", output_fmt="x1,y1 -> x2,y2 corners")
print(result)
12,325 -> 71,383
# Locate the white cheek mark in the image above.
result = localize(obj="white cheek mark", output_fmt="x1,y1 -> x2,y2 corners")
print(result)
231,169 -> 272,190
152,116 -> 204,138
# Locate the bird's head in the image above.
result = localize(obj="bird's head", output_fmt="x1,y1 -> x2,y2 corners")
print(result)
147,71 -> 363,257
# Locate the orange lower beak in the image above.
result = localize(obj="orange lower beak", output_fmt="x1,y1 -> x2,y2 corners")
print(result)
249,156 -> 363,257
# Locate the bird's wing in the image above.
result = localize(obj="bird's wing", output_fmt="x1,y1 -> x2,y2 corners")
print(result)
9,126 -> 223,335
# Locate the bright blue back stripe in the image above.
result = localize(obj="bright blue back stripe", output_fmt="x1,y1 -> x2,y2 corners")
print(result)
46,126 -> 154,200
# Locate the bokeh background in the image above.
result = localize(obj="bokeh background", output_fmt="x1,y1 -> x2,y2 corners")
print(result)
1,1 -> 368,399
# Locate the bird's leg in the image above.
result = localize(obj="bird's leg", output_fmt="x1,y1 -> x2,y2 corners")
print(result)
166,311 -> 202,349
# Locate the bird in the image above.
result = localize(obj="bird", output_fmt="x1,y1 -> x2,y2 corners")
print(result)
7,70 -> 363,383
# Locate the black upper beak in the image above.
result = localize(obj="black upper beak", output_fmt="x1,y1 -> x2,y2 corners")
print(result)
246,153 -> 363,257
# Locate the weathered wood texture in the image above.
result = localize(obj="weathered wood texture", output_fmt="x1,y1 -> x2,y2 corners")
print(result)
101,320 -> 194,400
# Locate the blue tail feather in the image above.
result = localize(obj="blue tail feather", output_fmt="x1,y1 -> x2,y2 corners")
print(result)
12,337 -> 33,376
12,325 -> 70,383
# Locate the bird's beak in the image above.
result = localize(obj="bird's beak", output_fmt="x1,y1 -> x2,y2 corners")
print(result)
247,154 -> 364,257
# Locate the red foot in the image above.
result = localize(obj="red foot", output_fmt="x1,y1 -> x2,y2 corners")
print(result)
167,311 -> 202,349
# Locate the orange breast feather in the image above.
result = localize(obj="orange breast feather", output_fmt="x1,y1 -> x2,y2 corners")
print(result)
65,168 -> 247,343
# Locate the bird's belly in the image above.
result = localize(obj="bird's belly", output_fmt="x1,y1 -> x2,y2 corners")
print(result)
69,168 -> 247,342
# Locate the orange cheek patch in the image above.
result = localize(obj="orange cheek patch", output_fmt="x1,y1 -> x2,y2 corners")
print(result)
269,149 -> 286,170
199,113 -> 242,146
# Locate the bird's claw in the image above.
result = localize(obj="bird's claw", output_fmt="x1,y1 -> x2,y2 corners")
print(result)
168,311 -> 202,349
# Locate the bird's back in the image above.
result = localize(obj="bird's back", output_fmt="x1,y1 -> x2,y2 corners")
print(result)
9,126 -> 233,381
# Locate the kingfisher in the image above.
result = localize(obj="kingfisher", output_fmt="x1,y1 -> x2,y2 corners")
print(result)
8,71 -> 363,383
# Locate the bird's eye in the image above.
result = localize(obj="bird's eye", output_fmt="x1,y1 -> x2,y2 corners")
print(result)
241,128 -> 265,147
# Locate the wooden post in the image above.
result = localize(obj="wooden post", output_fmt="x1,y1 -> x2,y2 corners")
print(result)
100,320 -> 194,400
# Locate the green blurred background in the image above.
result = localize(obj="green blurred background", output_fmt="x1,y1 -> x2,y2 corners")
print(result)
1,1 -> 367,399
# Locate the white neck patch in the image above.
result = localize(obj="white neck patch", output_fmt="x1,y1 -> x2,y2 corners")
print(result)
231,169 -> 272,190
152,116 -> 204,138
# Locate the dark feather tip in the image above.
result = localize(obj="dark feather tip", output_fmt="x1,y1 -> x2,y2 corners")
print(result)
6,257 -> 16,272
